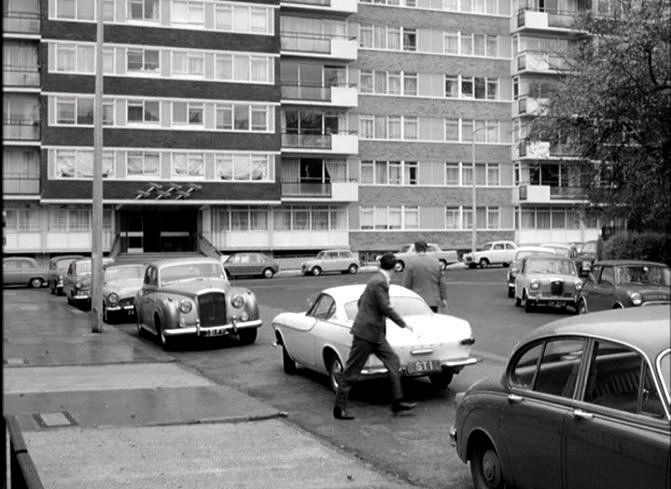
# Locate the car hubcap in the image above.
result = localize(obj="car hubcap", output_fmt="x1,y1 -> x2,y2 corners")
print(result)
330,359 -> 342,390
482,450 -> 501,487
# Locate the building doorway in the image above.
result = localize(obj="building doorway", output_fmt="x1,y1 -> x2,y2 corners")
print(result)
120,208 -> 198,253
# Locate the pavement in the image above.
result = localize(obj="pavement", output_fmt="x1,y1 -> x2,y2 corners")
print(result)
2,287 -> 423,489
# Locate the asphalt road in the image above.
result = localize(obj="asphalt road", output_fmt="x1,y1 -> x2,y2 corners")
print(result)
111,267 -> 571,489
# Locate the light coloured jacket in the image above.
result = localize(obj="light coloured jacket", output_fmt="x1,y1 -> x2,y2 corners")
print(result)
403,254 -> 448,308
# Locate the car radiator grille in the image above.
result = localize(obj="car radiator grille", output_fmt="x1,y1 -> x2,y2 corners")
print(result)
198,293 -> 227,327
119,298 -> 134,308
550,280 -> 564,296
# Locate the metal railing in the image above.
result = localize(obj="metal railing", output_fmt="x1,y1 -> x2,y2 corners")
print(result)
2,66 -> 40,87
2,175 -> 39,194
517,7 -> 581,29
281,83 -> 355,102
198,233 -> 222,259
3,11 -> 40,34
110,233 -> 122,260
280,32 -> 355,54
2,120 -> 40,140
281,181 -> 332,197
282,0 -> 330,5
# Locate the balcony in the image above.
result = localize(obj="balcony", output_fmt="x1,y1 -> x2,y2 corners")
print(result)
516,8 -> 580,31
281,180 -> 358,201
3,175 -> 40,195
281,83 -> 358,107
516,50 -> 569,74
2,12 -> 40,35
517,95 -> 549,117
281,33 -> 358,60
2,119 -> 40,141
515,184 -> 588,204
280,0 -> 357,14
281,132 -> 358,154
516,141 -> 579,159
3,66 -> 40,88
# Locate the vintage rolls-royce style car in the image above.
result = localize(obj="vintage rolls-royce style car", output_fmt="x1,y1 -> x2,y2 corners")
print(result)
63,257 -> 115,307
272,284 -> 477,391
577,260 -> 670,314
134,257 -> 261,349
450,307 -> 670,489
102,263 -> 146,323
514,256 -> 583,313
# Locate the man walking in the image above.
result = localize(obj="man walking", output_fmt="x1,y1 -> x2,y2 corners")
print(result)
333,253 -> 417,420
403,239 -> 448,313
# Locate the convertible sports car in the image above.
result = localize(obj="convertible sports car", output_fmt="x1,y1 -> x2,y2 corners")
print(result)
272,284 -> 477,391
134,257 -> 261,349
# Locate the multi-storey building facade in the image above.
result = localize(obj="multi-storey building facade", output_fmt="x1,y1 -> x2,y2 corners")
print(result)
2,0 -> 602,261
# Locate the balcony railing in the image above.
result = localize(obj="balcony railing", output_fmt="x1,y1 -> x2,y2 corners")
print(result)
281,32 -> 356,55
2,12 -> 40,34
518,184 -> 588,203
282,132 -> 331,148
2,120 -> 40,140
281,181 -> 332,197
517,50 -> 569,73
517,8 -> 580,29
3,175 -> 40,194
281,83 -> 354,102
3,66 -> 40,87
550,186 -> 587,200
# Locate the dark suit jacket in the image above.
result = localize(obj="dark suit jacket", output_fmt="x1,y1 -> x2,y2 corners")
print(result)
402,253 -> 448,308
351,271 -> 407,343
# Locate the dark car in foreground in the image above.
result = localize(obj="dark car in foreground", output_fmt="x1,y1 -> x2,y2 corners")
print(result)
450,307 -> 670,489
222,252 -> 279,279
577,260 -> 670,314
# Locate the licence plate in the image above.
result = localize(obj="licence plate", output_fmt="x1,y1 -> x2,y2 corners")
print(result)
201,327 -> 227,337
406,359 -> 441,374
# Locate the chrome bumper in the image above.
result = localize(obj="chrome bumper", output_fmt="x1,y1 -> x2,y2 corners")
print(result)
448,426 -> 457,447
164,319 -> 262,337
106,304 -> 135,313
362,356 -> 479,377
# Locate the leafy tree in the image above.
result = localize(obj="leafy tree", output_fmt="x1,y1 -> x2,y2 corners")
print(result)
528,0 -> 671,234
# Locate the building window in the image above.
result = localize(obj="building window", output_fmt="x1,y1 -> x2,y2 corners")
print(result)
215,153 -> 272,181
404,161 -> 418,185
215,103 -> 272,132
404,117 -> 418,139
360,116 -> 375,139
172,0 -> 205,26
54,148 -> 114,179
446,207 -> 460,229
405,206 -> 419,229
403,72 -> 417,95
172,153 -> 205,178
127,151 -> 160,178
172,102 -> 204,126
127,100 -> 159,124
127,48 -> 159,73
445,119 -> 459,141
487,207 -> 499,229
54,0 -> 94,20
128,0 -> 159,21
215,3 -> 273,35
172,51 -> 204,77
5,207 -> 39,231
402,28 -> 417,51
446,163 -> 460,185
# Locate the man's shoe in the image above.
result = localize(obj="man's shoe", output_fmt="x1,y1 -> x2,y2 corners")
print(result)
333,407 -> 355,420
391,401 -> 417,414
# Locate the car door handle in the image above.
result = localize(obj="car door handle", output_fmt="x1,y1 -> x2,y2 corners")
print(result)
507,394 -> 524,403
573,409 -> 594,420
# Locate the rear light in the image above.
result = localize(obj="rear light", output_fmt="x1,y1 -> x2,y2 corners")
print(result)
460,337 -> 475,345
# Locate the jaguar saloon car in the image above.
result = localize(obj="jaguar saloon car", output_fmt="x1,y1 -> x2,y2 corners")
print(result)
450,307 -> 670,489
514,256 -> 583,313
577,260 -> 670,314
102,263 -> 146,323
48,254 -> 84,295
134,257 -> 261,349
272,284 -> 477,391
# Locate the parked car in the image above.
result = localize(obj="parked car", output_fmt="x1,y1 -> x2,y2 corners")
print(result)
539,242 -> 578,259
272,284 -> 477,391
391,243 -> 459,272
134,257 -> 261,349
450,307 -> 670,489
102,263 -> 146,323
506,246 -> 557,298
577,260 -> 670,314
462,241 -> 518,269
2,257 -> 48,288
575,239 -> 599,276
514,256 -> 583,313
300,249 -> 360,276
48,254 -> 84,295
222,252 -> 279,279
63,257 -> 115,307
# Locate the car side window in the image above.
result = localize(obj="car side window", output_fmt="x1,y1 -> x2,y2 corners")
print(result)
506,243 -> 516,250
493,244 -> 504,250
599,266 -> 614,286
583,340 -> 655,416
533,338 -> 586,398
428,244 -> 440,252
307,294 -> 336,320
510,342 -> 544,389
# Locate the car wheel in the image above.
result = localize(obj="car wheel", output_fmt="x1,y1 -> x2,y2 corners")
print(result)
155,315 -> 170,350
102,304 -> 110,323
468,263 -> 477,270
524,292 -> 534,313
262,268 -> 274,279
578,300 -> 588,315
348,264 -> 358,274
394,261 -> 405,272
311,267 -> 322,276
471,441 -> 506,489
67,293 -> 73,306
327,353 -> 344,392
30,278 -> 43,288
49,282 -> 55,295
479,258 -> 489,269
56,287 -> 64,297
514,294 -> 521,307
238,328 -> 258,345
135,308 -> 145,337
282,345 -> 297,374
429,370 -> 454,389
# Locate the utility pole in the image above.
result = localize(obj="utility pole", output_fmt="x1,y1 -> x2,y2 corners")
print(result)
91,0 -> 104,333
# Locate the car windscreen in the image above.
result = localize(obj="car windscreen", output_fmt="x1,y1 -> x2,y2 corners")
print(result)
344,296 -> 432,321
105,265 -> 145,281
516,250 -> 553,260
160,263 -> 226,285
525,259 -> 576,275
614,265 -> 671,286
56,259 -> 75,271
398,245 -> 412,253
580,241 -> 597,254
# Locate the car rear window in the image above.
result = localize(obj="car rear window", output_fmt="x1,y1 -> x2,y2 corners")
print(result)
344,296 -> 431,321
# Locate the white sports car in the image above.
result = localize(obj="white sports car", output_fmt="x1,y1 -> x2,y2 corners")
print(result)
272,284 -> 477,391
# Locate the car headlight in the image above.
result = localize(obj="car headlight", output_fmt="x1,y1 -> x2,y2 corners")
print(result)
108,293 -> 119,304
231,295 -> 245,308
75,280 -> 82,289
530,279 -> 540,289
178,300 -> 193,314
574,280 -> 583,291
628,292 -> 642,306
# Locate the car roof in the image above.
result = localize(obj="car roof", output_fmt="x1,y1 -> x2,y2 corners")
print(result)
152,257 -> 221,267
519,307 -> 670,358
515,246 -> 556,254
593,260 -> 668,267
320,284 -> 421,303
50,254 -> 84,262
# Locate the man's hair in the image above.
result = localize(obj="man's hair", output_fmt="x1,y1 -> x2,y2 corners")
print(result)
414,240 -> 427,253
379,253 -> 397,270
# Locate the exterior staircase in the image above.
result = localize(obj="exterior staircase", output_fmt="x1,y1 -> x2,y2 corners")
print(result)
113,251 -> 205,265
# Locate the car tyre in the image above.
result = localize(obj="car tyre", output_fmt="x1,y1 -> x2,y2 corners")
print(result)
578,300 -> 588,315
311,267 -> 322,276
468,263 -> 477,270
394,261 -> 405,272
507,287 -> 514,299
348,264 -> 358,274
262,268 -> 275,279
49,282 -> 56,295
135,308 -> 145,337
471,441 -> 507,489
479,258 -> 489,269
524,292 -> 534,313
102,304 -> 111,324
238,328 -> 258,345
327,353 -> 344,392
30,278 -> 43,288
282,345 -> 297,374
155,316 -> 170,350
429,370 -> 454,389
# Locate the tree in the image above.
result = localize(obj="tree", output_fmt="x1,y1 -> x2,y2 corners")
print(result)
529,0 -> 671,234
